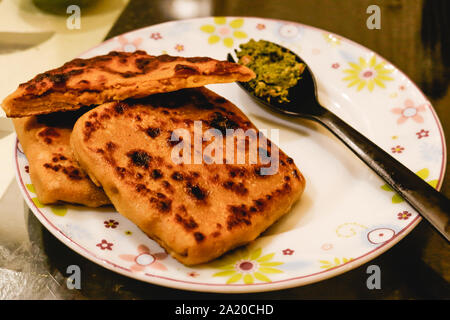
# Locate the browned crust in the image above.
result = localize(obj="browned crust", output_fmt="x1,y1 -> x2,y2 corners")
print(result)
70,87 -> 305,265
2,51 -> 255,118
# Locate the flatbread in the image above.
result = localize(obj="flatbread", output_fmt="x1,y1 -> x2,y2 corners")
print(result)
70,87 -> 305,265
14,108 -> 111,207
2,50 -> 255,118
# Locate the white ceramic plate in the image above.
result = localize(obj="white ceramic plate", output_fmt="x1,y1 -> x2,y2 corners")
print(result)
15,17 -> 446,293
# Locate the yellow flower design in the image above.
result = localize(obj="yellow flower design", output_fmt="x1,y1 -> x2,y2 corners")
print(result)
211,248 -> 283,284
343,55 -> 393,91
200,17 -> 247,48
319,257 -> 353,269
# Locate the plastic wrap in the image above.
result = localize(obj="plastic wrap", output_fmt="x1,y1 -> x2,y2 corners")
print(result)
0,242 -> 77,299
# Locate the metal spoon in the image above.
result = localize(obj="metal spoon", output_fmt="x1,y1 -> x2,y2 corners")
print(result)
227,42 -> 450,242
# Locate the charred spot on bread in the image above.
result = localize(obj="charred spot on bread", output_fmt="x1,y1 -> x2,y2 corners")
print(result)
62,166 -> 83,180
157,54 -> 178,62
135,57 -> 158,71
106,141 -> 116,151
150,197 -> 172,213
186,57 -> 211,63
82,119 -> 102,142
209,112 -> 239,134
114,103 -> 126,115
226,205 -> 252,230
175,214 -> 199,231
145,127 -> 161,138
174,64 -> 200,76
115,166 -> 127,179
171,171 -> 184,181
194,232 -> 205,242
151,169 -> 163,180
292,169 -> 301,180
186,183 -> 207,201
43,163 -> 61,172
38,127 -> 60,138
226,198 -> 267,230
228,167 -> 247,178
212,231 -> 221,238
222,180 -> 248,196
127,150 -> 152,168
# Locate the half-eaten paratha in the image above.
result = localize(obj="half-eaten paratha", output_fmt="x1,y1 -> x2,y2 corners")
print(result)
2,51 -> 255,118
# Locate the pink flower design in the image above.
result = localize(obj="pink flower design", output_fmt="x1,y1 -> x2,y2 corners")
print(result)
397,211 -> 412,220
321,243 -> 333,251
188,271 -> 199,277
104,219 -> 119,229
332,63 -> 340,69
399,85 -> 406,91
174,44 -> 184,52
391,99 -> 427,124
150,32 -> 162,40
96,239 -> 113,251
391,145 -> 404,154
119,244 -> 167,272
116,35 -> 143,52
416,129 -> 429,139
282,248 -> 294,255
256,23 -> 266,30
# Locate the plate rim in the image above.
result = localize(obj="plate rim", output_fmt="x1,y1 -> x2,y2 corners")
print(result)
16,16 -> 448,293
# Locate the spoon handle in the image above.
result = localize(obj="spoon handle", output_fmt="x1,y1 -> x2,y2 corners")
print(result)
312,107 -> 450,242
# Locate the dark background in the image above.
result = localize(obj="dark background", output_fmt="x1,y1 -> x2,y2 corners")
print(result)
28,0 -> 450,299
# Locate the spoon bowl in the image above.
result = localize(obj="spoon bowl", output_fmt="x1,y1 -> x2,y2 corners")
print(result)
227,44 -> 320,118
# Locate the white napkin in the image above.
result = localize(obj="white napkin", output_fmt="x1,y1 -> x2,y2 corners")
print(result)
0,130 -> 16,200
0,179 -> 27,245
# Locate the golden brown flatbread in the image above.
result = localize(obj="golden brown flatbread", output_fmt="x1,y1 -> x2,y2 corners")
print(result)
2,51 -> 255,118
70,87 -> 305,265
14,108 -> 111,207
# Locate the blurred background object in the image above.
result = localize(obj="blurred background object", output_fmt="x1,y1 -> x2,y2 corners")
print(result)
32,0 -> 100,15
159,0 -> 212,20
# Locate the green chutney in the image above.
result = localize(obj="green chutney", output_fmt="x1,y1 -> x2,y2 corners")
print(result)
236,39 -> 305,103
